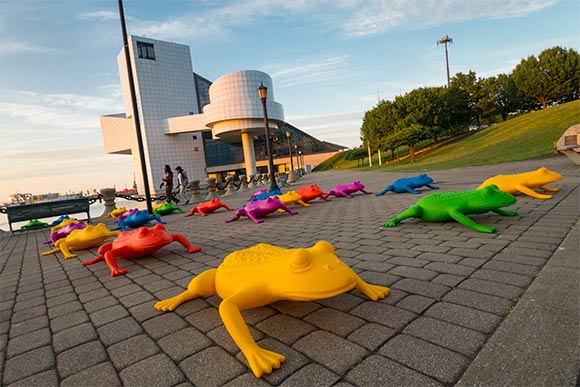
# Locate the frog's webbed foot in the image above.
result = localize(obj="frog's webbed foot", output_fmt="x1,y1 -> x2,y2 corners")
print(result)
245,346 -> 286,378
155,296 -> 187,312
356,280 -> 390,301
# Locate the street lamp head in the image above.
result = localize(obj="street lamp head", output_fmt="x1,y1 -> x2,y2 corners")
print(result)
257,82 -> 268,101
285,130 -> 291,138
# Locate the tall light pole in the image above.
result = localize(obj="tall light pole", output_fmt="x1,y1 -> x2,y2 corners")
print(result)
437,34 -> 453,87
285,130 -> 294,171
257,83 -> 280,192
118,0 -> 153,213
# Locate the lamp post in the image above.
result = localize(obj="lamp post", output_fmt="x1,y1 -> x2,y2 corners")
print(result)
437,34 -> 453,87
257,83 -> 280,192
285,130 -> 294,171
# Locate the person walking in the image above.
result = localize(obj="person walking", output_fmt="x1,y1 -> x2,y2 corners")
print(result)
175,166 -> 190,205
159,164 -> 179,204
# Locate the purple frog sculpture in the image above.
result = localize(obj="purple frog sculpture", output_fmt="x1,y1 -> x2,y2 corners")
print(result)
117,208 -> 139,222
325,181 -> 372,199
226,197 -> 298,224
47,221 -> 86,245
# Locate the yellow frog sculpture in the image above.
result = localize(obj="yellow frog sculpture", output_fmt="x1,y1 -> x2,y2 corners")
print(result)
42,223 -> 121,259
155,240 -> 390,378
275,190 -> 311,212
105,207 -> 127,218
478,167 -> 562,199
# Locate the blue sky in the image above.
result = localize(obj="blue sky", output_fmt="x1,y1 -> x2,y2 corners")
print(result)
0,0 -> 578,201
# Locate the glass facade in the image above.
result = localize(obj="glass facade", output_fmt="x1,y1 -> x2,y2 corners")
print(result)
193,73 -> 212,112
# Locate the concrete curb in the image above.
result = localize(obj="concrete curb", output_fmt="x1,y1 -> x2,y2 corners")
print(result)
456,219 -> 580,386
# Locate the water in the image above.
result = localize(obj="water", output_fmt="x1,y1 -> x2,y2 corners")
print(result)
0,199 -> 145,232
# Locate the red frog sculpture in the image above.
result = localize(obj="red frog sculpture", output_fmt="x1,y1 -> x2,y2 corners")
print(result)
184,198 -> 234,217
82,224 -> 201,276
296,184 -> 331,203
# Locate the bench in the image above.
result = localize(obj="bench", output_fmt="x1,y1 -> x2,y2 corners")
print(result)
4,198 -> 91,235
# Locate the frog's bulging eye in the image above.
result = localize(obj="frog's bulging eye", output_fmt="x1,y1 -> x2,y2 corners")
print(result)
138,228 -> 148,238
324,264 -> 334,271
289,250 -> 312,273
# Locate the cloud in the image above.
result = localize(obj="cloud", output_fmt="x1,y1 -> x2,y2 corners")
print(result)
343,0 -> 559,37
287,111 -> 363,148
265,56 -> 352,88
0,40 -> 62,56
78,11 -> 119,21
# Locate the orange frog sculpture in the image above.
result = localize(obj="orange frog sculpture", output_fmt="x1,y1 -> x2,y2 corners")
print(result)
42,223 -> 120,259
296,184 -> 331,203
478,167 -> 562,199
184,198 -> 233,217
155,240 -> 390,378
82,224 -> 201,276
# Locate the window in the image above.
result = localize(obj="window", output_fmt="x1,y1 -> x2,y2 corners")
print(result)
564,135 -> 578,146
137,42 -> 155,60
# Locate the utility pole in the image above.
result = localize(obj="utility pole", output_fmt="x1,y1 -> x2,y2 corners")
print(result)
437,35 -> 453,87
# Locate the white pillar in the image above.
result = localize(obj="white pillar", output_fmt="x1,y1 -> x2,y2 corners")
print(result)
367,145 -> 373,167
378,149 -> 382,165
241,132 -> 257,177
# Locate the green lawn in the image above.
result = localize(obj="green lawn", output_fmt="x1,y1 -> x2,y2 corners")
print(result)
321,100 -> 579,172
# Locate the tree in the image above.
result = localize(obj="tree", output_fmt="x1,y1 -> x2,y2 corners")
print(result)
493,73 -> 519,121
512,46 -> 580,108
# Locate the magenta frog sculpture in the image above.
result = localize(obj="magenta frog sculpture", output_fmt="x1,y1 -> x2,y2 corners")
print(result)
47,220 -> 86,245
225,197 -> 298,224
117,208 -> 139,222
325,181 -> 372,198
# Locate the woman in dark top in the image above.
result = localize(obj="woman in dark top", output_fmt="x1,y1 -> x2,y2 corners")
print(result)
160,165 -> 179,204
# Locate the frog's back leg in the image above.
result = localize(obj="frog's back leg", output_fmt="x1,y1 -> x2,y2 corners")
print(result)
425,184 -> 439,190
448,209 -> 496,233
381,205 -> 422,227
219,288 -> 285,377
515,184 -> 553,199
155,269 -> 217,311
225,209 -> 244,223
360,188 -> 372,195
184,207 -> 198,217
404,186 -> 422,194
55,241 -> 77,259
538,185 -> 559,192
376,185 -> 394,196
297,199 -> 310,207
171,234 -> 202,254
221,203 -> 234,211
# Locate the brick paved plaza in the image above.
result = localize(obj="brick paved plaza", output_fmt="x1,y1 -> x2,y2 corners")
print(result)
0,155 -> 578,386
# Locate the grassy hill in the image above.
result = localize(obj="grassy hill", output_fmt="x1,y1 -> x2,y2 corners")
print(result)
318,100 -> 580,172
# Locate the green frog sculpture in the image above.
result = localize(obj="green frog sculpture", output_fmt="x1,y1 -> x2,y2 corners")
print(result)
381,184 -> 518,233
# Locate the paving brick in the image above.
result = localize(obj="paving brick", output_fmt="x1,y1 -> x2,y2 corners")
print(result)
158,327 -> 213,361
351,301 -> 417,329
397,295 -> 436,314
417,252 -> 462,263
5,369 -> 59,387
52,322 -> 98,353
11,304 -> 47,324
471,268 -> 532,287
392,278 -> 451,299
13,296 -> 45,312
424,262 -> 476,276
119,291 -> 156,308
47,300 -> 82,319
60,362 -> 121,387
380,334 -> 468,385
107,334 -> 160,370
482,260 -> 539,276
303,307 -> 365,337
458,278 -> 524,300
180,347 -> 245,385
316,293 -> 365,312
143,312 -> 189,339
9,315 -> 48,338
57,340 -> 108,379
347,323 -> 395,351
207,325 -> 264,355
270,300 -> 321,318
346,355 -> 443,387
84,295 -> 119,313
279,363 -> 340,387
353,261 -> 395,272
77,288 -> 110,303
425,301 -> 502,334
45,292 -> 77,308
389,266 -> 438,281
256,314 -> 316,345
50,310 -> 89,333
2,346 -> 55,385
443,289 -> 514,316
129,301 -> 164,322
97,316 -> 143,346
294,331 -> 368,375
403,316 -> 486,356
358,271 -> 400,287
121,353 -> 185,387
6,328 -> 51,358
387,256 -> 430,268
432,274 -> 465,288
90,304 -> 130,327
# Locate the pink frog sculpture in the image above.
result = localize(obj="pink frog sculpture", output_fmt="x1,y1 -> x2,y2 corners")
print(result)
225,197 -> 298,224
117,208 -> 139,222
325,181 -> 372,198
82,224 -> 201,276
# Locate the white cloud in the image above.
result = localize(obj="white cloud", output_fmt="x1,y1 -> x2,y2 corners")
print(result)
0,40 -> 61,56
287,111 -> 364,148
78,11 -> 119,21
265,56 -> 352,88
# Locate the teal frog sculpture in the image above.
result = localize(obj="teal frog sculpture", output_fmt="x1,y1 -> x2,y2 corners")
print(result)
381,185 -> 518,233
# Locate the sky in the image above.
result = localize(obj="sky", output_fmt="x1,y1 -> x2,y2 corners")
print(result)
0,0 -> 578,202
